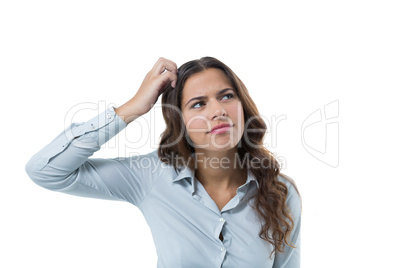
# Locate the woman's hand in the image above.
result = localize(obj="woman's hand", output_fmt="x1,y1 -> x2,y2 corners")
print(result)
115,57 -> 178,124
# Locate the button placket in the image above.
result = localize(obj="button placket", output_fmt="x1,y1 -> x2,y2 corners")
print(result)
217,216 -> 226,245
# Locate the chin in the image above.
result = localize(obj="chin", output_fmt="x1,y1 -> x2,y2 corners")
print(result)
194,141 -> 240,152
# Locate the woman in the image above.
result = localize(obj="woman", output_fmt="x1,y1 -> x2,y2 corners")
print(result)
26,57 -> 302,267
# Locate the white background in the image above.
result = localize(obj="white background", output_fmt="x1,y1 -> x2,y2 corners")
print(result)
1,1 -> 401,267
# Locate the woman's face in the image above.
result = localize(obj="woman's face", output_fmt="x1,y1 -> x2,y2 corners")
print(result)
180,68 -> 244,152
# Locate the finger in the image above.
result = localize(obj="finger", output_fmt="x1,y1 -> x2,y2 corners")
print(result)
150,57 -> 165,74
152,58 -> 178,75
157,62 -> 178,76
157,57 -> 178,71
164,58 -> 178,71
159,70 -> 177,88
165,71 -> 177,88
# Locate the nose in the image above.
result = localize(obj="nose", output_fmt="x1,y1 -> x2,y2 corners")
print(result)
209,99 -> 227,121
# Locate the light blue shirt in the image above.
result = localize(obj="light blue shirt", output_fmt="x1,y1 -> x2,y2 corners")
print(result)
25,106 -> 301,268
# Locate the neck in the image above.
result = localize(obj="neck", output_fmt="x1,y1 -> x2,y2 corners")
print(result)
193,147 -> 247,191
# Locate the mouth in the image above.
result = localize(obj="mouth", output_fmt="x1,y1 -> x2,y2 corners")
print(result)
208,123 -> 234,134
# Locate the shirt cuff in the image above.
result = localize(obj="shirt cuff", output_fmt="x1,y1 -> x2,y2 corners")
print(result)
29,106 -> 126,171
70,106 -> 128,148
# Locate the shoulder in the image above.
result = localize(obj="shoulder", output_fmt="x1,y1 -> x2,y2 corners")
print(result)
277,172 -> 302,214
277,173 -> 300,195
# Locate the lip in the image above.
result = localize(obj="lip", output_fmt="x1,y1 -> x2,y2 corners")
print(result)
209,123 -> 233,134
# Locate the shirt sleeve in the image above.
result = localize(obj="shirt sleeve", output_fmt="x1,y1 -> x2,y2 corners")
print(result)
25,106 -> 159,206
273,174 -> 302,268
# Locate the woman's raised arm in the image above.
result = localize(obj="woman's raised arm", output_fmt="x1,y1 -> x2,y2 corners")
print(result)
25,57 -> 178,205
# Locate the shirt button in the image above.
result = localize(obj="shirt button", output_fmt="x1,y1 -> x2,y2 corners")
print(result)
107,113 -> 112,119
91,124 -> 96,129
219,217 -> 224,222
221,247 -> 225,252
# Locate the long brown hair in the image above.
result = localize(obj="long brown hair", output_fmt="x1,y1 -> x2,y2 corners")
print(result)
158,56 -> 301,258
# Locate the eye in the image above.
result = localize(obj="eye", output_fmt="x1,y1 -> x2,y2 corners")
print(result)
222,93 -> 234,100
190,93 -> 234,109
191,101 -> 205,109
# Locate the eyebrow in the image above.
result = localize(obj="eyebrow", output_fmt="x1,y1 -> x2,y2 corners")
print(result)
184,88 -> 234,108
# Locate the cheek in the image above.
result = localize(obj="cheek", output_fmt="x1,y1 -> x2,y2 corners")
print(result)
228,102 -> 244,124
183,114 -> 208,132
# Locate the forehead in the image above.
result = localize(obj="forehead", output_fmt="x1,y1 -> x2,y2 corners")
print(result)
182,68 -> 232,99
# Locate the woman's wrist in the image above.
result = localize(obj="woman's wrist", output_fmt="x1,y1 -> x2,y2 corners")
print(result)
114,98 -> 144,124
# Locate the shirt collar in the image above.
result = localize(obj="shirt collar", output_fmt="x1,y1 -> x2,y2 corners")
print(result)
172,165 -> 260,191
172,165 -> 195,183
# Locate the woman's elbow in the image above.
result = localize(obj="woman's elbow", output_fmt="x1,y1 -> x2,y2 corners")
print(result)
25,160 -> 76,191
